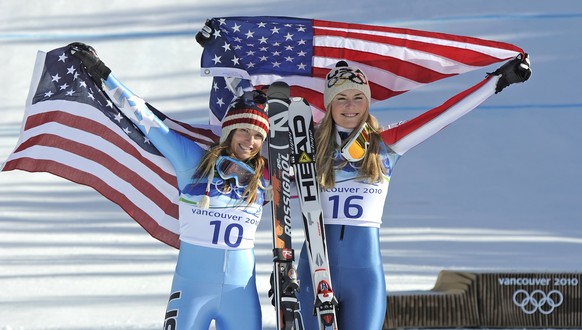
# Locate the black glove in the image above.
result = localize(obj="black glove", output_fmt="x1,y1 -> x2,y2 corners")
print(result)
195,19 -> 214,47
68,42 -> 111,82
489,53 -> 532,94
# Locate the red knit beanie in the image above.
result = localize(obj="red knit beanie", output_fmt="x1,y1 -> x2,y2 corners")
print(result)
220,90 -> 269,143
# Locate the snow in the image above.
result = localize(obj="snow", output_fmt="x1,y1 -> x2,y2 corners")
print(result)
1,0 -> 581,329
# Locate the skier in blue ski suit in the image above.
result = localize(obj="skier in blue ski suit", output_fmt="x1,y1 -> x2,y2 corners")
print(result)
70,43 -> 270,330
296,58 -> 531,329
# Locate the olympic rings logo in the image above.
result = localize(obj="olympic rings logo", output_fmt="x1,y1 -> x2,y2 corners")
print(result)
512,289 -> 564,315
326,67 -> 368,88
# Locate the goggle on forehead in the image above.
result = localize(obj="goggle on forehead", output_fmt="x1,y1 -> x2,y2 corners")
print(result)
340,123 -> 370,162
216,156 -> 256,187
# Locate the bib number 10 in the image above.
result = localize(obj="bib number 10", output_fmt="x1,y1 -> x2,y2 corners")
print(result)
209,220 -> 243,248
328,195 -> 364,219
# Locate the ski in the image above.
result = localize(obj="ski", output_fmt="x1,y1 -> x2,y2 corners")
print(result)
267,82 -> 304,330
288,97 -> 339,330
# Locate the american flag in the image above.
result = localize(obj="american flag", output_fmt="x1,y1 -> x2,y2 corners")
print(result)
209,76 -> 233,125
1,46 -> 219,249
200,16 -> 524,122
208,76 -> 254,126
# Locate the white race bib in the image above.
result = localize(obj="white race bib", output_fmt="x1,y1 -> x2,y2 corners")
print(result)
320,179 -> 389,228
178,202 -> 262,250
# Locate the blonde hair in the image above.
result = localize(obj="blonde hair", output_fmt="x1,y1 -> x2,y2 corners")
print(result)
315,107 -> 386,189
195,130 -> 265,205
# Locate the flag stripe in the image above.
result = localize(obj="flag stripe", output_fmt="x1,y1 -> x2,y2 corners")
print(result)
5,144 -> 178,226
2,156 -> 181,249
14,133 -> 179,220
1,47 -> 218,248
313,32 -> 502,72
10,121 -> 177,222
312,19 -> 523,59
24,101 -> 176,177
23,110 -> 177,187
6,142 -> 181,238
313,45 -> 455,84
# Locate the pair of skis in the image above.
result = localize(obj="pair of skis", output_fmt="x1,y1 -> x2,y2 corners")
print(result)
267,82 -> 339,330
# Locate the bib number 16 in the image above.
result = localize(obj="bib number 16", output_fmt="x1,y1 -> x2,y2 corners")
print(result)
328,195 -> 364,219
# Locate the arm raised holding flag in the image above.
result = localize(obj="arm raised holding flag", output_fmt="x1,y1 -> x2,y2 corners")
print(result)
3,41 -> 271,329
70,42 -> 272,329
69,42 -> 272,330
297,53 -> 530,329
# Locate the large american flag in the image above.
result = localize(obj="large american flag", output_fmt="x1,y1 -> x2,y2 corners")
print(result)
1,46 -> 219,249
200,16 -> 524,122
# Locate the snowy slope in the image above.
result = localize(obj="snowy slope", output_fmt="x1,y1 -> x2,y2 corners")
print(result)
1,1 -> 581,329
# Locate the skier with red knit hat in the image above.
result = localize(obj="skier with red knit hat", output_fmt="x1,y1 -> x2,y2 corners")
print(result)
69,42 -> 269,330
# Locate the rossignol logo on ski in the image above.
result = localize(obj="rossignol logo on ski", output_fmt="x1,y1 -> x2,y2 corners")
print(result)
275,154 -> 293,237
269,106 -> 291,150
267,82 -> 304,330
282,248 -> 294,260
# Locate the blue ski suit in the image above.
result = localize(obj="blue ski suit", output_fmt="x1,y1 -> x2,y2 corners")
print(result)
297,75 -> 502,329
100,75 -> 266,330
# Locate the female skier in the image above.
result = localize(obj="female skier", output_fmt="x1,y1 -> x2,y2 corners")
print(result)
70,43 -> 269,330
296,57 -> 531,329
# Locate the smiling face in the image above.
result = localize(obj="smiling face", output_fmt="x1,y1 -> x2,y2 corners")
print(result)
229,128 -> 264,161
329,89 -> 369,129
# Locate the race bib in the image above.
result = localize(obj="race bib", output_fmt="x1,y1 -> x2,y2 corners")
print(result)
320,179 -> 389,228
178,202 -> 262,250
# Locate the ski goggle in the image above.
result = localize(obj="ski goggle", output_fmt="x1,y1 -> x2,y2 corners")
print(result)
340,123 -> 370,162
216,156 -> 256,187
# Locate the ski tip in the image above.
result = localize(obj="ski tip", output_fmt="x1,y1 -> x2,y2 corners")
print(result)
288,97 -> 312,116
290,96 -> 310,106
267,81 -> 291,100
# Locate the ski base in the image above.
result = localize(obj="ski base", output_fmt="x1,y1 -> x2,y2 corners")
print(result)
267,82 -> 304,330
288,96 -> 339,330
